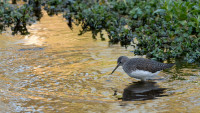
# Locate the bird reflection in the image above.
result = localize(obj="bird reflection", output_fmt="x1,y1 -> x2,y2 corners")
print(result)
119,81 -> 167,101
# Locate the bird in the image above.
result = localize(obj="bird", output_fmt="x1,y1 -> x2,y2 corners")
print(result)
111,56 -> 175,81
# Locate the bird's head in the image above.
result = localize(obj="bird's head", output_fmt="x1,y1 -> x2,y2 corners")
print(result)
111,56 -> 129,74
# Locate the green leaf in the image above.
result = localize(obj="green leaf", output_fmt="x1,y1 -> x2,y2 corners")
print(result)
153,9 -> 166,14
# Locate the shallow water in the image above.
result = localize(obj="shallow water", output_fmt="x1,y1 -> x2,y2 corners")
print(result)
0,12 -> 200,113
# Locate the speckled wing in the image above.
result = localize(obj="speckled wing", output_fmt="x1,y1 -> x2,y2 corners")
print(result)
128,58 -> 174,73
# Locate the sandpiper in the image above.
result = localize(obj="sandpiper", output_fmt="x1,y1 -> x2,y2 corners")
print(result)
111,56 -> 174,81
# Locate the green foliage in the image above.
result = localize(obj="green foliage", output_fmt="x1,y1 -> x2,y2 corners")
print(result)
0,1 -> 42,34
134,0 -> 200,63
1,0 -> 200,63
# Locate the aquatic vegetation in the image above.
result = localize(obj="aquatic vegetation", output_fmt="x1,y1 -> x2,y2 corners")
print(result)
0,0 -> 200,63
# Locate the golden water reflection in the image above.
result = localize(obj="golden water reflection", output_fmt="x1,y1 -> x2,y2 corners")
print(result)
0,11 -> 199,112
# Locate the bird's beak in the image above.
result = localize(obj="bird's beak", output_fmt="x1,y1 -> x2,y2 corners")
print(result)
111,63 -> 120,74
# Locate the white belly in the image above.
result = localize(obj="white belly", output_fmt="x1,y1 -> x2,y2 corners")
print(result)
127,70 -> 160,81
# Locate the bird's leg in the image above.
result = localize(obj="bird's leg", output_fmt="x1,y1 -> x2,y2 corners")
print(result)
140,79 -> 147,82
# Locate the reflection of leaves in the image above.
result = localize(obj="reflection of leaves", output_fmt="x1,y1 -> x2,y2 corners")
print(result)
170,74 -> 186,80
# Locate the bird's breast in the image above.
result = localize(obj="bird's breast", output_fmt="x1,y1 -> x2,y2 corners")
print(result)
126,70 -> 160,79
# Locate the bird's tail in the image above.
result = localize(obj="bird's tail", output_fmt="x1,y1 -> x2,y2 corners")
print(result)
165,63 -> 175,69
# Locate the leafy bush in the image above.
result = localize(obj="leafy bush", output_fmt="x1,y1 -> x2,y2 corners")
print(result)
0,0 -> 42,34
1,0 -> 200,63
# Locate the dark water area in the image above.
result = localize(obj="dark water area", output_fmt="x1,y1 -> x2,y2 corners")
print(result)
119,82 -> 167,101
18,47 -> 44,51
0,11 -> 199,112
